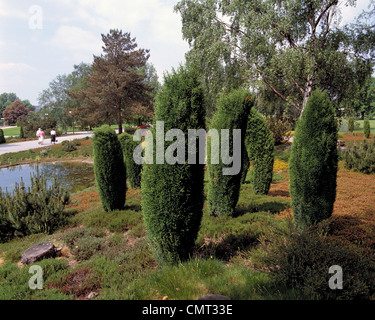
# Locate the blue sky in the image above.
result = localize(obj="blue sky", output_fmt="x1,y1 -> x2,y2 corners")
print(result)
0,0 -> 372,106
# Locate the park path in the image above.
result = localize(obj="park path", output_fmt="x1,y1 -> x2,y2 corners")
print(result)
0,132 -> 94,155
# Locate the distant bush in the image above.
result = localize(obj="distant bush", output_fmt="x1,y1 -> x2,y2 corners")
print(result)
266,116 -> 292,145
62,141 -> 77,152
344,140 -> 375,174
289,90 -> 338,230
244,109 -> 274,195
0,172 -> 70,242
207,89 -> 253,217
348,117 -> 355,133
119,132 -> 142,188
364,119 -> 371,139
0,129 -> 5,144
92,125 -> 127,212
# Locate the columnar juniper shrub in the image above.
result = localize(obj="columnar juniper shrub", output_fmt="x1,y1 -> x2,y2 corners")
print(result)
244,108 -> 274,195
119,132 -> 142,188
92,125 -> 127,212
364,119 -> 371,139
141,66 -> 206,266
207,89 -> 253,217
0,129 -> 5,144
289,90 -> 338,230
0,173 -> 70,242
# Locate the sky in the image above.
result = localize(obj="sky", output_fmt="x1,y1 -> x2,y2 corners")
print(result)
0,0 -> 373,106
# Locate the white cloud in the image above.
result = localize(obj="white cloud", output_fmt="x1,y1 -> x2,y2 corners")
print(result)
49,25 -> 102,59
0,62 -> 36,72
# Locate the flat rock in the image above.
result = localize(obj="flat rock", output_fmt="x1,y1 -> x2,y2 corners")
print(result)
21,242 -> 60,265
198,294 -> 231,300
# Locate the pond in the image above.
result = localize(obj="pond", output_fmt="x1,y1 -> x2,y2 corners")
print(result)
0,162 -> 95,194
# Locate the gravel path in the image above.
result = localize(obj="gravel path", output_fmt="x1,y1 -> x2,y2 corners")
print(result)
0,132 -> 94,155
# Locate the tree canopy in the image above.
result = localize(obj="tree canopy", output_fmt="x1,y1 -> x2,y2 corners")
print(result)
175,0 -> 375,119
71,29 -> 155,134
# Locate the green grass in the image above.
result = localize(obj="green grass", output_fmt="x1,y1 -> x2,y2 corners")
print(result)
355,120 -> 375,133
0,137 -> 93,166
1,143 -> 374,300
2,126 -> 20,136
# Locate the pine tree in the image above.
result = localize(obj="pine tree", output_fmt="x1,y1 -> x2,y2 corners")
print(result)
207,89 -> 253,217
92,125 -> 127,211
72,29 -> 153,133
289,90 -> 338,230
141,65 -> 205,266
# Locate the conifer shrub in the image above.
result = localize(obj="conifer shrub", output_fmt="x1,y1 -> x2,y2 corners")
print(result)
244,108 -> 274,195
207,89 -> 253,217
348,117 -> 355,133
141,66 -> 205,266
344,140 -> 375,174
92,125 -> 127,212
20,126 -> 24,139
119,132 -> 142,188
364,119 -> 371,139
289,90 -> 338,230
0,129 -> 5,144
0,173 -> 70,242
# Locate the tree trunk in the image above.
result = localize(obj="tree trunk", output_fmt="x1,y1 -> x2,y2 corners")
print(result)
117,104 -> 123,134
301,75 -> 313,117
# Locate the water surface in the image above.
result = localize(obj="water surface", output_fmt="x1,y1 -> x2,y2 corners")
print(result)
0,162 -> 95,194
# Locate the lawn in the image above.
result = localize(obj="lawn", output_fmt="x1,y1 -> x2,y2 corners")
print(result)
1,126 -> 20,137
1,139 -> 374,300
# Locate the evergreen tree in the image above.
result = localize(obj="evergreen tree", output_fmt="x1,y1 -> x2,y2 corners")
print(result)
141,65 -> 205,266
243,108 -> 274,195
119,132 -> 142,188
289,90 -> 338,230
364,119 -> 371,138
72,29 -> 153,133
92,125 -> 127,211
207,89 -> 253,217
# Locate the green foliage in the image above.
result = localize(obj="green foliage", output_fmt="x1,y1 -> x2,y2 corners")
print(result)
92,125 -> 127,212
119,132 -> 142,188
141,65 -> 205,266
61,141 -> 77,152
244,108 -> 275,195
19,126 -> 24,139
253,221 -> 375,300
17,116 -> 59,139
265,115 -> 292,145
0,172 -> 70,242
364,119 -> 371,138
344,140 -> 375,174
0,128 -> 5,144
175,0 -> 373,120
348,117 -> 355,133
289,90 -> 338,230
207,89 -> 253,217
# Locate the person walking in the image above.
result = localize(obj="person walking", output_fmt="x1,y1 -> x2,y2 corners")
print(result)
36,128 -> 41,144
38,129 -> 45,145
50,128 -> 57,144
